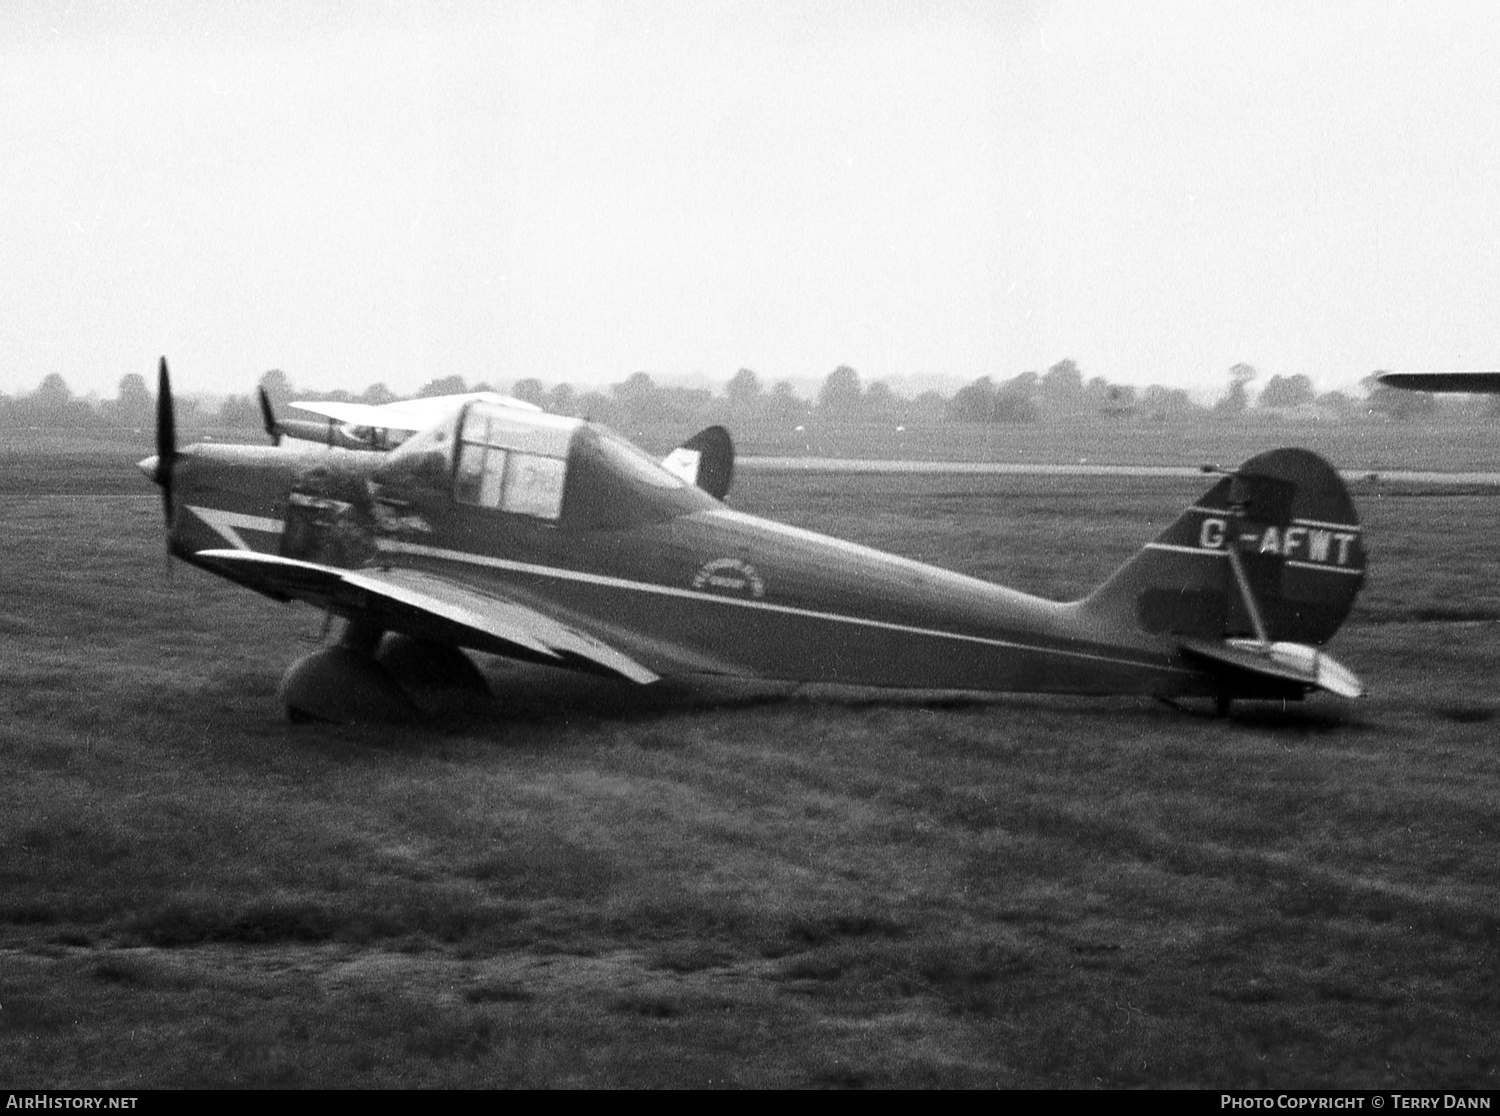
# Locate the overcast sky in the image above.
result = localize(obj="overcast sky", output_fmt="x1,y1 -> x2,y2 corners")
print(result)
4,1 -> 1499,401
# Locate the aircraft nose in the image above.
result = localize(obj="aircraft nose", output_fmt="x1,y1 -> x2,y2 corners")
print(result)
137,454 -> 159,481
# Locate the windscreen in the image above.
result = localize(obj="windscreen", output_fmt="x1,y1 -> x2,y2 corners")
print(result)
561,424 -> 717,528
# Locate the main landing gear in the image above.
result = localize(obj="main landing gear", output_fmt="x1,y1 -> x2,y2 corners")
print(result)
279,623 -> 489,724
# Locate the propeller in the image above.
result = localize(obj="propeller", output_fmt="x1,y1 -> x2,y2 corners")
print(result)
258,386 -> 282,446
132,357 -> 181,575
152,356 -> 178,525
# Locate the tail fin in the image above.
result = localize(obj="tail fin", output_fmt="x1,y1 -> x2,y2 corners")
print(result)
1082,447 -> 1365,645
661,425 -> 735,500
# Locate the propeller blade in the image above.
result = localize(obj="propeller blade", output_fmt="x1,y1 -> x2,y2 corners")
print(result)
258,386 -> 282,446
154,356 -> 178,523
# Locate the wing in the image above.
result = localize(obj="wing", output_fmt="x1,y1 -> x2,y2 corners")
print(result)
290,392 -> 542,431
191,549 -> 659,684
1377,371 -> 1500,394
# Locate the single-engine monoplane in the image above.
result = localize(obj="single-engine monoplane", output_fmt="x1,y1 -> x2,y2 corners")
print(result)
258,385 -> 735,496
142,359 -> 1367,722
258,387 -> 542,452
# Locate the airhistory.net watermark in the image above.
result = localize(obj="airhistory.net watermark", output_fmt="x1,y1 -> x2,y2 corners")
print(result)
6,1098 -> 137,1109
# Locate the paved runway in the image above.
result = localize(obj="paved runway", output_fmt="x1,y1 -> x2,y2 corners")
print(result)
740,456 -> 1500,485
13,460 -> 1500,499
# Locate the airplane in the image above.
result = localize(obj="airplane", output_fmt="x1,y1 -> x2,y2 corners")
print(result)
258,387 -> 542,453
1377,371 -> 1500,393
257,386 -> 735,497
140,358 -> 1366,724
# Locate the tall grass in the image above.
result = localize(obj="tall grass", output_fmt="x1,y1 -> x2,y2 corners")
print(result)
2,456 -> 1498,1086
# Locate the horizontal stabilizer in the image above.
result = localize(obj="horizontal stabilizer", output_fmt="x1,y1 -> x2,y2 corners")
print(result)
1181,638 -> 1364,698
191,549 -> 659,684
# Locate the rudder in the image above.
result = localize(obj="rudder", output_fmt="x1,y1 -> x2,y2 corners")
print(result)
1081,448 -> 1365,645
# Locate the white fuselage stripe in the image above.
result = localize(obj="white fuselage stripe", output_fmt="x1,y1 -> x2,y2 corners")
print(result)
1292,517 -> 1361,532
375,539 -> 1186,674
1147,542 -> 1228,557
1285,560 -> 1364,575
187,506 -> 284,550
1183,507 -> 1361,534
1146,540 -> 1362,576
1146,541 -> 1363,575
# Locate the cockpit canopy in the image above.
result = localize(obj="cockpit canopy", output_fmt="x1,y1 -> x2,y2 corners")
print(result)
373,399 -> 716,529
452,405 -> 577,519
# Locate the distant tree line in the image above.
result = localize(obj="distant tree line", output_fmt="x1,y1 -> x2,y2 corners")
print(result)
3,360 -> 1494,432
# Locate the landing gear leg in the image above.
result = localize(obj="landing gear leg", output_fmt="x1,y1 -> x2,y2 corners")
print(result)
1215,694 -> 1233,719
376,634 -> 489,695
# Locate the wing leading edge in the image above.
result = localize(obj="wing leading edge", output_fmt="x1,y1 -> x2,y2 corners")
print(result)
192,549 -> 659,684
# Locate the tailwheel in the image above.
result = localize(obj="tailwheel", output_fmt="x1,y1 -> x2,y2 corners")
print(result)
1156,695 -> 1234,720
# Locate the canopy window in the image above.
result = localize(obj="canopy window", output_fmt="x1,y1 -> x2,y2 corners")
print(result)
453,404 -> 577,521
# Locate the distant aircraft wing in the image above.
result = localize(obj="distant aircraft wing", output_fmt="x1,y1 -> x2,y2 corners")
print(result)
1378,372 -> 1500,394
190,549 -> 659,684
289,391 -> 542,431
287,401 -> 402,426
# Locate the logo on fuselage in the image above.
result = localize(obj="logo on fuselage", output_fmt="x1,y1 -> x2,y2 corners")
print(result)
692,557 -> 766,598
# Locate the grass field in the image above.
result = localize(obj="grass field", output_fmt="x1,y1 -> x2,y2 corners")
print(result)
7,408 -> 1500,478
2,431 -> 1499,1088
